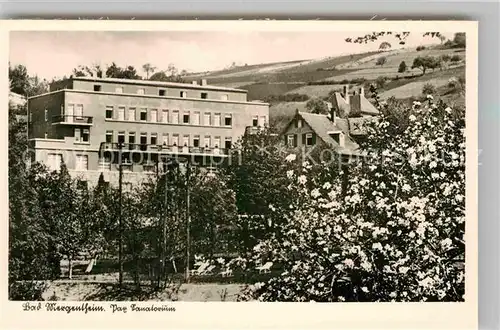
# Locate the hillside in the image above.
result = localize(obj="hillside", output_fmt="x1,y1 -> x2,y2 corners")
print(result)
193,45 -> 465,132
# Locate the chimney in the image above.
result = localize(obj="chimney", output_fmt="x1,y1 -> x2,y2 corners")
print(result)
192,80 -> 198,85
343,84 -> 349,104
201,79 -> 208,86
330,106 -> 335,123
359,86 -> 365,96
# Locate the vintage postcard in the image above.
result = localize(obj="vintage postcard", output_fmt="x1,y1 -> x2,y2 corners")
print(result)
1,20 -> 478,329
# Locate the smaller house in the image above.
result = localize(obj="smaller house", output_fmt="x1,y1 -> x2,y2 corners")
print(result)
280,85 -> 380,157
331,85 -> 379,118
281,110 -> 361,156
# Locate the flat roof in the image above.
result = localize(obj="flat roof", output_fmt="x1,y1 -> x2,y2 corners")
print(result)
70,76 -> 248,93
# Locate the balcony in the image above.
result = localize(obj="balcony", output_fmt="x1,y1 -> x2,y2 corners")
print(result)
52,115 -> 93,126
99,142 -> 229,157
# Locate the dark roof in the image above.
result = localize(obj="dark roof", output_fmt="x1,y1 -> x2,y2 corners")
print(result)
298,112 -> 359,154
331,92 -> 379,117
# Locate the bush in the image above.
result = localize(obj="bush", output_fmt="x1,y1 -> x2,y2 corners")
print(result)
450,55 -> 461,62
9,281 -> 47,301
416,45 -> 426,51
375,76 -> 387,89
398,61 -> 407,73
376,56 -> 387,66
422,83 -> 437,95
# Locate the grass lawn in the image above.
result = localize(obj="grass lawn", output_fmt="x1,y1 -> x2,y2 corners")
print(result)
285,84 -> 348,98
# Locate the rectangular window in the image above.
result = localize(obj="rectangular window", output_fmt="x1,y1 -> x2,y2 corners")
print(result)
201,92 -> 208,99
306,133 -> 314,146
221,94 -> 228,101
171,134 -> 179,147
162,133 -> 168,145
183,112 -> 190,124
259,116 -> 266,127
287,134 -> 294,147
172,111 -> 179,124
297,119 -> 302,128
151,133 -> 158,145
118,131 -> 126,144
82,129 -> 89,142
162,110 -> 168,123
74,128 -> 81,142
213,136 -> 221,149
67,104 -> 74,120
45,109 -> 48,121
117,106 -> 125,121
159,89 -> 166,96
140,133 -> 148,151
140,108 -> 147,121
224,114 -> 232,126
137,88 -> 145,95
128,132 -> 136,145
106,106 -> 113,119
94,85 -> 102,92
47,153 -> 63,171
214,113 -> 221,126
225,137 -> 232,149
75,104 -> 83,119
75,155 -> 89,171
128,108 -> 136,121
151,109 -> 158,122
204,136 -> 211,148
182,135 -> 190,146
180,91 -> 187,98
193,135 -> 200,148
193,112 -> 200,125
252,116 -> 258,127
115,86 -> 123,93
105,130 -> 113,143
204,113 -> 211,126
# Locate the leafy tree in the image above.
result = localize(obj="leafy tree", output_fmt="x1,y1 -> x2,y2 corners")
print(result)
411,56 -> 440,75
379,42 -> 392,51
453,33 -> 466,48
225,128 -> 299,252
375,76 -> 387,89
142,63 -> 156,79
105,62 -> 142,79
234,96 -> 465,302
306,98 -> 329,114
190,172 -> 238,258
149,64 -> 185,83
398,61 -> 407,73
9,64 -> 49,97
376,56 -> 387,66
422,83 -> 437,95
345,31 -> 444,45
438,35 -> 447,44
9,64 -> 29,96
450,55 -> 462,63
9,109 -> 59,283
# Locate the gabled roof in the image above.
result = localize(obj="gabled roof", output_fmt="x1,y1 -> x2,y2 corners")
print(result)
331,92 -> 379,117
298,112 -> 359,154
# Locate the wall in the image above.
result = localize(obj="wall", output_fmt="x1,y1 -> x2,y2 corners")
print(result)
64,90 -> 269,152
281,116 -> 319,148
72,79 -> 248,102
27,92 -> 65,139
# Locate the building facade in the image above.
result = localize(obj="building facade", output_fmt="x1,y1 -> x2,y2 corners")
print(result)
28,76 -> 269,186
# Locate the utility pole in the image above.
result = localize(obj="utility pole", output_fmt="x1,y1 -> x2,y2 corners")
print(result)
118,142 -> 124,288
185,161 -> 191,283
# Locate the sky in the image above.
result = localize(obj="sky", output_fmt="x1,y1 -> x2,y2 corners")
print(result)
9,31 -> 455,80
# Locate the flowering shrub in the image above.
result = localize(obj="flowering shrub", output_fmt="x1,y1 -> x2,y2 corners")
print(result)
234,97 -> 465,302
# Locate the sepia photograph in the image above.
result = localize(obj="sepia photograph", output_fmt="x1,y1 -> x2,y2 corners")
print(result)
6,21 -> 474,311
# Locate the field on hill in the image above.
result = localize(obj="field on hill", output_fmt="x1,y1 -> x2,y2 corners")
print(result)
285,84 -> 347,98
